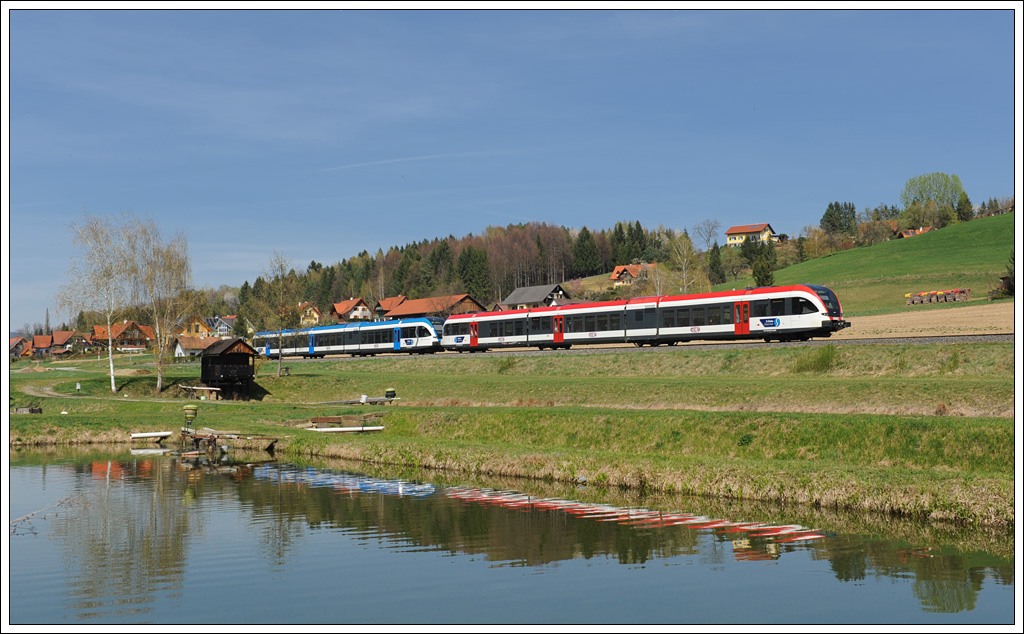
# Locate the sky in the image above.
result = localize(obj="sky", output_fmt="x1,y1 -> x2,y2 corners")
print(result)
4,6 -> 1021,332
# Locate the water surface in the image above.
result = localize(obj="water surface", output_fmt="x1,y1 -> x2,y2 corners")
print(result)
8,448 -> 1015,625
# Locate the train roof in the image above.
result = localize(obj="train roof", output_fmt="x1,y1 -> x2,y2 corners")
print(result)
254,316 -> 442,337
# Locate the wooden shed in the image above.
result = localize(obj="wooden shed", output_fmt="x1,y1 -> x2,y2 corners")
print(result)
200,338 -> 257,398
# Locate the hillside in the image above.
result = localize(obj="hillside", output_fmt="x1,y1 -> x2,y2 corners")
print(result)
713,213 -> 1015,316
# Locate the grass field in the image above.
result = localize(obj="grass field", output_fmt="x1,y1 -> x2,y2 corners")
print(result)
8,339 -> 1015,529
713,213 -> 1015,315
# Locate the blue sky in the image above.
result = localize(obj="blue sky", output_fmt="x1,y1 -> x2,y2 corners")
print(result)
4,7 -> 1021,331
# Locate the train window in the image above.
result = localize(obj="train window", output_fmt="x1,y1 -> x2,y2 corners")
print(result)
584,315 -> 595,331
515,321 -> 524,336
530,317 -> 541,331
678,309 -> 690,327
722,304 -> 733,324
770,299 -> 786,316
662,309 -> 675,328
692,307 -> 706,326
796,298 -> 818,314
597,314 -> 608,331
708,306 -> 721,326
610,314 -> 621,330
751,301 -> 769,318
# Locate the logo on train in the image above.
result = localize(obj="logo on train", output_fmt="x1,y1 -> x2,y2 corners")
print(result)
759,318 -> 780,327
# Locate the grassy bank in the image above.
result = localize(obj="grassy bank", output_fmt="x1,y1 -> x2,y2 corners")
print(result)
8,341 -> 1014,529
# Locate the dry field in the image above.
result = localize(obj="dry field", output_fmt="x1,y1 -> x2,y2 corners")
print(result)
832,301 -> 1016,339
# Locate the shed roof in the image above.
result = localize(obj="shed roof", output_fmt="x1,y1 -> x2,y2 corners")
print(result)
202,338 -> 257,357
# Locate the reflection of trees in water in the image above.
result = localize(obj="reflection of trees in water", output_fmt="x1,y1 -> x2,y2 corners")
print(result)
818,536 -> 1015,614
238,467 -> 1014,614
52,459 -> 203,619
36,456 -> 1017,617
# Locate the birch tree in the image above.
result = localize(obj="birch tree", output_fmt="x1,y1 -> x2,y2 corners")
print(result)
131,217 -> 198,393
57,213 -> 136,393
667,231 -> 710,295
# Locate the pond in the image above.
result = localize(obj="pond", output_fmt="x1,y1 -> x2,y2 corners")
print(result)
7,447 -> 1016,625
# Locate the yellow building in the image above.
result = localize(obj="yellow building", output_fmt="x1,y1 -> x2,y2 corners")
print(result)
724,223 -> 778,247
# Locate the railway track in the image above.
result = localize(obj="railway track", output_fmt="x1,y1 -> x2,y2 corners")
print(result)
283,333 -> 1013,362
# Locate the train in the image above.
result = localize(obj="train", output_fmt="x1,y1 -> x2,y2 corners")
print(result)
253,284 -> 849,359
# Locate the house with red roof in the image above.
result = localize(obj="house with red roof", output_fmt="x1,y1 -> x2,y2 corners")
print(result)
10,337 -> 27,360
609,263 -> 657,288
330,298 -> 372,323
50,330 -> 77,355
32,334 -> 53,357
373,295 -> 407,320
725,223 -> 778,247
91,320 -> 155,352
383,294 -> 485,319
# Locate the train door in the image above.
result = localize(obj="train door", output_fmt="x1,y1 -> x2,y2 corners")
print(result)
309,333 -> 316,356
393,327 -> 402,352
469,322 -> 479,348
734,302 -> 750,335
553,315 -> 565,345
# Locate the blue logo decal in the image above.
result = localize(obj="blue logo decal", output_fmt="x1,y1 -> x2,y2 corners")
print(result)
455,336 -> 465,343
760,318 -> 780,327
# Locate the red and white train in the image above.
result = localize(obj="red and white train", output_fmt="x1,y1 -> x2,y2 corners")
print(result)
440,284 -> 849,351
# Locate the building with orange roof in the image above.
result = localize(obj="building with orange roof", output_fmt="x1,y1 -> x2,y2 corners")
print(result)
609,263 -> 656,288
374,295 -> 407,320
330,298 -> 372,322
91,320 -> 154,351
10,337 -> 27,360
383,294 -> 485,319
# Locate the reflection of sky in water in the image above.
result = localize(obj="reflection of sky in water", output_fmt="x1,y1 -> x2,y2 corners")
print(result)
8,456 -> 1015,625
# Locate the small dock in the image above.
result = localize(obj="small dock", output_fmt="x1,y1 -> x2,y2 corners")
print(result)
275,412 -> 386,434
130,431 -> 175,443
180,427 -> 280,455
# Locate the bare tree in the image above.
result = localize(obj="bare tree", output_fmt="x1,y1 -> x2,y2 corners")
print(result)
692,218 -> 722,253
131,217 -> 199,393
57,213 -> 136,393
254,251 -> 302,378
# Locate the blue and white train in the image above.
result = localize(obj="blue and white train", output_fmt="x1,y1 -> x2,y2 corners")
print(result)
252,285 -> 849,359
253,317 -> 444,358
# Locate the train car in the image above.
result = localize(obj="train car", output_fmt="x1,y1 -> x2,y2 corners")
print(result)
440,284 -> 848,352
441,309 -> 532,351
531,300 -> 630,349
254,317 -> 443,358
652,284 -> 847,344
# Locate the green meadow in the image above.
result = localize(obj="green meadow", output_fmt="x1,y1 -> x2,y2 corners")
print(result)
713,213 -> 1015,315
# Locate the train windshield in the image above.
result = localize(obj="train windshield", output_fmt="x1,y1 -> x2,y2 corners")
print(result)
809,285 -> 842,317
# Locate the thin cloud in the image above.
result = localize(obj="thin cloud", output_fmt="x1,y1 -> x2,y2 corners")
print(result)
319,151 -> 497,172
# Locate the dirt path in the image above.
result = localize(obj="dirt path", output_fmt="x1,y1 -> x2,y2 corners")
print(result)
832,301 -> 1015,339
